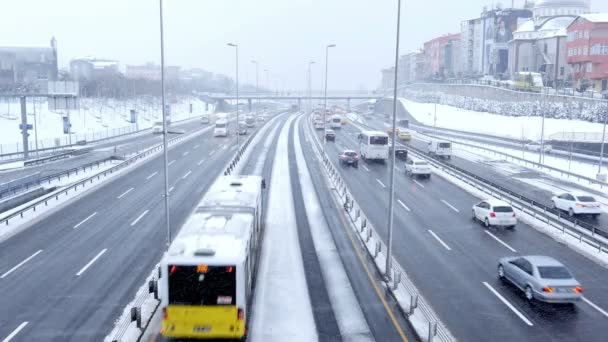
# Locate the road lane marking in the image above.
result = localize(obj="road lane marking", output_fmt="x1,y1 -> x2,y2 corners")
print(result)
182,170 -> 192,179
428,230 -> 452,251
209,150 -> 215,156
413,179 -> 425,188
483,282 -> 533,326
376,179 -> 386,188
169,186 -> 175,193
583,297 -> 608,318
2,322 -> 28,342
1,250 -> 43,279
130,209 -> 150,226
168,160 -> 176,166
146,171 -> 158,180
361,165 -> 370,172
441,199 -> 460,213
73,212 -> 98,229
395,166 -> 404,172
193,144 -> 200,149
76,249 -> 107,276
117,187 -> 134,199
197,159 -> 205,166
397,199 -> 411,212
485,231 -> 517,253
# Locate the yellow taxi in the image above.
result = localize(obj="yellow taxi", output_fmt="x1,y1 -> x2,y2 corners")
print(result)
398,129 -> 412,141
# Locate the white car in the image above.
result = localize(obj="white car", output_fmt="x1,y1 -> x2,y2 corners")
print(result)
525,141 -> 552,153
472,199 -> 517,229
213,120 -> 229,137
551,192 -> 602,218
405,157 -> 431,178
152,121 -> 163,134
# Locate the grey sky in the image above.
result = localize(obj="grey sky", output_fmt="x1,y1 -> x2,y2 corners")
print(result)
2,0 -> 607,91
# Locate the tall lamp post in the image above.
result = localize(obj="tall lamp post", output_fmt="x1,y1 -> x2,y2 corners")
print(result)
251,60 -> 259,117
385,0 -> 402,282
308,61 -> 315,113
159,0 -> 171,247
323,43 -> 336,151
264,69 -> 270,92
227,43 -> 239,147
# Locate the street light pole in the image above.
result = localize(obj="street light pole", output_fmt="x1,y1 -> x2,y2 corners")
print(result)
323,44 -> 336,152
598,108 -> 608,175
251,60 -> 259,117
228,43 -> 239,148
159,0 -> 171,247
264,69 -> 270,92
309,61 -> 315,113
385,0 -> 402,282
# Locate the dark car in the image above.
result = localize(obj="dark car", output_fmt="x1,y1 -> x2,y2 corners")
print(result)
339,150 -> 359,167
389,143 -> 408,160
325,129 -> 336,142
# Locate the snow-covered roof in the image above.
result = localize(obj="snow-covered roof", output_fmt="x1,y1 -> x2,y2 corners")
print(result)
579,13 -> 608,23
515,19 -> 536,33
539,16 -> 575,31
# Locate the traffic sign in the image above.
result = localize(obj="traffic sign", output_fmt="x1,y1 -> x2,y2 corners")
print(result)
19,124 -> 33,130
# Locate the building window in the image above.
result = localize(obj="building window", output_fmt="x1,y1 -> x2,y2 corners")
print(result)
560,66 -> 565,76
584,30 -> 589,39
578,47 -> 582,55
583,45 -> 588,55
586,62 -> 592,72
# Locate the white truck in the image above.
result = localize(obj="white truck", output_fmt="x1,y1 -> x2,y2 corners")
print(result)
427,139 -> 452,159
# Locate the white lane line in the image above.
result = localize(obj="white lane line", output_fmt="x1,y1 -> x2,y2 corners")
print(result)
441,199 -> 460,213
1,250 -> 43,279
483,282 -> 533,326
428,230 -> 452,251
209,150 -> 215,156
76,249 -> 107,276
485,231 -> 517,253
73,212 -> 98,229
168,160 -> 176,166
146,171 -> 158,180
117,187 -> 134,199
395,166 -> 404,172
583,297 -> 608,318
376,179 -> 386,188
193,144 -> 200,149
413,179 -> 425,188
397,199 -> 411,212
361,164 -> 370,172
182,170 -> 192,179
197,159 -> 205,166
130,209 -> 150,226
169,186 -> 175,193
182,151 -> 189,157
2,322 -> 28,342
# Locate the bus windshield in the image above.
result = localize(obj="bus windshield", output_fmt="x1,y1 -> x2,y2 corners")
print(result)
369,136 -> 388,145
216,123 -> 226,128
168,265 -> 236,305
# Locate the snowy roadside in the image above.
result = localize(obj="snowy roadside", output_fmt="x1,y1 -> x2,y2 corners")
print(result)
293,116 -> 372,341
249,114 -> 318,342
0,123 -> 215,244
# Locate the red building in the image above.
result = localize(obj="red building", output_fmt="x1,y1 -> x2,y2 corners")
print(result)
423,33 -> 461,79
566,13 -> 608,92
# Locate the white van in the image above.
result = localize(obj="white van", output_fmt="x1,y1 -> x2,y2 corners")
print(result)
330,115 -> 342,129
152,121 -> 163,134
214,120 -> 229,137
201,114 -> 210,124
428,139 -> 452,159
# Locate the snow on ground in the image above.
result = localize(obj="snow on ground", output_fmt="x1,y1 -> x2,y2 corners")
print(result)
0,96 -> 211,153
401,98 -> 607,141
249,114 -> 318,342
293,116 -> 372,340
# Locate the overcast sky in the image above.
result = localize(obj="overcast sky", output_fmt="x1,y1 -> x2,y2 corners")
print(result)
2,0 -> 607,91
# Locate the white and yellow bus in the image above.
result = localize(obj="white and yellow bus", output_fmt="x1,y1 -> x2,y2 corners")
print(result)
160,175 -> 264,340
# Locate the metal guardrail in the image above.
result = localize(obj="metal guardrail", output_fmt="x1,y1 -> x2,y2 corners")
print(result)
417,130 -> 608,189
305,116 -> 453,342
0,157 -> 116,200
0,127 -> 199,227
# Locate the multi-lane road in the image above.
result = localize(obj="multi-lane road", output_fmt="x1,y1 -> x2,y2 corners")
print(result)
317,119 -> 608,341
0,117 -> 239,341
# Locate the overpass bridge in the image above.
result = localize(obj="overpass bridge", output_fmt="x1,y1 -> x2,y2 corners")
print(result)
201,93 -> 380,112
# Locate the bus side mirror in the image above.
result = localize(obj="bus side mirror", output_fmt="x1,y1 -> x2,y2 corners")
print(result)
262,179 -> 266,189
357,134 -> 362,140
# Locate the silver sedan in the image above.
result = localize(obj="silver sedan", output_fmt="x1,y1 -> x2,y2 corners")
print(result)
498,255 -> 582,303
